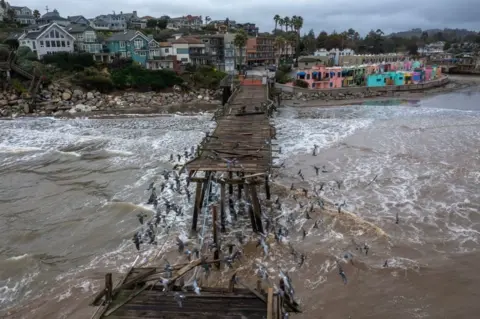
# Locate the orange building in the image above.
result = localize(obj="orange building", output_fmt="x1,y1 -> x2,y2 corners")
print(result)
246,36 -> 275,66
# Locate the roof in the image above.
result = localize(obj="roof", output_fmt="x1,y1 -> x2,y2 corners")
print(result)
299,57 -> 327,62
68,15 -> 88,23
11,6 -> 28,10
23,23 -> 74,40
106,30 -> 148,42
6,32 -> 22,40
65,24 -> 93,33
159,42 -> 171,47
141,16 -> 155,20
171,36 -> 203,45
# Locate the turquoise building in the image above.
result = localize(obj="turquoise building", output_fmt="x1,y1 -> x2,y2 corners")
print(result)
106,30 -> 150,66
366,74 -> 386,87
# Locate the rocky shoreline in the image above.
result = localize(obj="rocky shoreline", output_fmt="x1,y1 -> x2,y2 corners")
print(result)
0,83 -> 223,118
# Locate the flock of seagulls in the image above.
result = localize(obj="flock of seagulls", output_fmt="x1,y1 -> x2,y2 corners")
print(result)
126,135 -> 397,314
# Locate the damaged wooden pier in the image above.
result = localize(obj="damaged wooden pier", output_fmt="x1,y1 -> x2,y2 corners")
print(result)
90,258 -> 297,319
186,75 -> 277,235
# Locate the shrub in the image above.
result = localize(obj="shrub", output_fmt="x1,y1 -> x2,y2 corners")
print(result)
191,65 -> 227,89
11,79 -> 26,94
110,64 -> 183,91
294,79 -> 309,88
42,52 -> 95,71
278,64 -> 292,73
78,75 -> 114,93
0,46 -> 9,60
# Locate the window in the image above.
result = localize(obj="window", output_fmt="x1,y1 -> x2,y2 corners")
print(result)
119,41 -> 125,48
55,30 -> 59,38
121,52 -> 126,58
56,41 -> 61,47
139,51 -> 146,56
32,42 -> 36,49
67,41 -> 70,47
45,34 -> 49,38
61,41 -> 65,47
51,41 -> 56,47
165,48 -> 169,53
306,74 -> 310,80
337,72 -> 341,77
176,48 -> 189,54
40,41 -> 44,47
46,41 -> 50,47
60,34 -> 64,38
134,38 -> 143,49
50,31 -> 54,37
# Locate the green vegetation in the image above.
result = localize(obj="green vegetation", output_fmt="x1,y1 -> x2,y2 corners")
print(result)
42,52 -> 95,71
294,79 -> 308,88
234,30 -> 247,70
110,62 -> 183,91
187,65 -> 227,89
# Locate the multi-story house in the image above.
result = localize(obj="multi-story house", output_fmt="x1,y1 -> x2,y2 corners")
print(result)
145,38 -> 179,71
92,11 -> 143,31
171,36 -> 205,64
167,15 -> 203,30
223,33 -> 236,73
246,36 -> 275,66
67,15 -> 90,25
106,30 -> 150,66
236,23 -> 258,36
17,22 -> 75,59
65,24 -> 103,53
37,9 -> 69,27
10,6 -> 35,25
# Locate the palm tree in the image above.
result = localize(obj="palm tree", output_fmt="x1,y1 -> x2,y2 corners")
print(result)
292,16 -> 303,63
284,17 -> 291,32
205,16 -> 211,25
273,14 -> 280,33
278,18 -> 285,32
234,29 -> 248,72
275,36 -> 286,65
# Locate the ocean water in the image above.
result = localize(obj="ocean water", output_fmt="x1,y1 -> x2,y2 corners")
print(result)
0,89 -> 479,318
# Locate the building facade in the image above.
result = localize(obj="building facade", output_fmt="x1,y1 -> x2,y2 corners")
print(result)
92,11 -> 141,31
18,23 -> 75,59
171,36 -> 205,64
246,36 -> 275,66
200,34 -> 225,71
67,15 -> 90,25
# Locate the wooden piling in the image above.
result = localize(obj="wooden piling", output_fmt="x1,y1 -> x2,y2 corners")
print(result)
228,172 -> 233,195
236,172 -> 243,199
250,185 -> 264,234
212,205 -> 220,268
244,185 -> 258,232
267,287 -> 274,319
105,273 -> 113,303
191,182 -> 202,232
220,183 -> 226,233
265,175 -> 271,200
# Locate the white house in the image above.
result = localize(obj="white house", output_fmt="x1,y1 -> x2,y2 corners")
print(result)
10,5 -> 35,24
313,48 -> 328,57
328,48 -> 355,65
171,36 -> 204,64
18,23 -> 75,59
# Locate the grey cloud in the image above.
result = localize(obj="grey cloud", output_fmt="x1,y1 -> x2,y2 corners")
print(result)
19,0 -> 480,35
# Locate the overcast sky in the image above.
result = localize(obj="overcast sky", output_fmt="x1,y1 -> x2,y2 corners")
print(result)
17,0 -> 480,35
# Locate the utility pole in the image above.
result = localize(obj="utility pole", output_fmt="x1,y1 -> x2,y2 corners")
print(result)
45,5 -> 49,13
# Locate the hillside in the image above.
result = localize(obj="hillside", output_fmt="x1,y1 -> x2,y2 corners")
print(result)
389,28 -> 478,41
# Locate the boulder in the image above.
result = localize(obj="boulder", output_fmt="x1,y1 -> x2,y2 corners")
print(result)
62,92 -> 72,100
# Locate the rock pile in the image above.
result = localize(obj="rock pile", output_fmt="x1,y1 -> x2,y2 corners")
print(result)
280,89 -> 386,102
0,83 -> 223,117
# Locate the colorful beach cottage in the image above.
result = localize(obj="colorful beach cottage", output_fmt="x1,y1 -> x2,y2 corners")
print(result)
296,65 -> 343,89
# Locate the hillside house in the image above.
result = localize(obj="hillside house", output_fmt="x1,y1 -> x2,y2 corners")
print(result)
92,11 -> 144,31
17,23 -> 75,59
106,30 -> 150,66
65,24 -> 103,53
67,15 -> 90,25
167,15 -> 203,30
10,6 -> 35,25
37,9 -> 69,27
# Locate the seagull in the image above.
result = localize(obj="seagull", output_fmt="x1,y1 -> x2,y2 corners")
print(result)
176,237 -> 186,253
174,292 -> 185,307
192,279 -> 201,295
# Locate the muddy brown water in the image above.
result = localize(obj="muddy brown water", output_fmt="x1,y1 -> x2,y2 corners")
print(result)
1,86 -> 479,319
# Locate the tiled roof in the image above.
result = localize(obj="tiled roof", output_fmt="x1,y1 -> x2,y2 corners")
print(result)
159,42 -> 171,47
171,36 -> 203,45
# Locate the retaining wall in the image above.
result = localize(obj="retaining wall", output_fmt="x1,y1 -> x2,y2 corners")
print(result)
275,76 -> 450,96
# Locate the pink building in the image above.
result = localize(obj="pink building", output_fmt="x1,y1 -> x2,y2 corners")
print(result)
296,65 -> 343,89
425,67 -> 433,81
